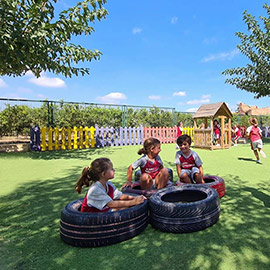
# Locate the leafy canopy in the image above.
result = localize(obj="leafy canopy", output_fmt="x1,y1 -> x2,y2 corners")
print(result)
0,0 -> 108,77
222,4 -> 270,98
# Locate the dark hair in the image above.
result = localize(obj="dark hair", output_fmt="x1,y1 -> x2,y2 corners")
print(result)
75,158 -> 112,194
176,134 -> 192,146
138,138 -> 160,155
249,117 -> 258,127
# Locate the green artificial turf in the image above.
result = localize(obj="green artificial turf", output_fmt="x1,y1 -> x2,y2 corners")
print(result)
0,140 -> 270,270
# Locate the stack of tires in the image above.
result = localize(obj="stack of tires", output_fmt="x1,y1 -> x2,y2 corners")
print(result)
149,185 -> 220,233
60,196 -> 148,247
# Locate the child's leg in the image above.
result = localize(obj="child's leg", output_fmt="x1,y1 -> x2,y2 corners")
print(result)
258,147 -> 266,158
194,173 -> 204,184
180,172 -> 192,184
253,149 -> 260,161
140,173 -> 153,190
155,168 -> 169,189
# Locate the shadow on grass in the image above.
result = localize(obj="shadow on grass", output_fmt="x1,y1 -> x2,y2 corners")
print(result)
0,147 -> 122,160
1,171 -> 270,270
237,157 -> 257,163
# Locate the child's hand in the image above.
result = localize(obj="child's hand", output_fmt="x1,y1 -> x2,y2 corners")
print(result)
122,181 -> 132,188
134,195 -> 146,205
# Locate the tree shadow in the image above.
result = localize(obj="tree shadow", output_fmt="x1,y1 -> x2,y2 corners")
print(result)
0,147 -> 121,160
243,187 -> 270,208
1,172 -> 270,270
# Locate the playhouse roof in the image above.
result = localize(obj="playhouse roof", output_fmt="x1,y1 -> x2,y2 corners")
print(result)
193,102 -> 233,119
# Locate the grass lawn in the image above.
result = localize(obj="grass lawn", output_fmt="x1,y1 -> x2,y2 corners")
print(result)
0,140 -> 270,270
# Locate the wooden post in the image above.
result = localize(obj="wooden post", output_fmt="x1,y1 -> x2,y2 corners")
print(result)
204,118 -> 208,129
220,116 -> 225,149
228,118 -> 232,148
210,118 -> 214,150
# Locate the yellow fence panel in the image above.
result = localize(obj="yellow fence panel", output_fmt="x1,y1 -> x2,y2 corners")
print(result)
40,126 -> 96,151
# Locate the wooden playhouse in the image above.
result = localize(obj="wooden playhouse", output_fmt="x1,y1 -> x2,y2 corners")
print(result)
193,102 -> 233,150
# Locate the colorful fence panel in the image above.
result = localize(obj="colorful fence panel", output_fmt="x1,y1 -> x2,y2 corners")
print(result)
143,126 -> 194,143
95,125 -> 144,147
39,125 -> 194,151
40,126 -> 96,151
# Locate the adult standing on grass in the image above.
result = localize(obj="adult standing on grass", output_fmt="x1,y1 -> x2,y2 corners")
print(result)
176,121 -> 183,138
246,117 -> 266,164
175,121 -> 183,149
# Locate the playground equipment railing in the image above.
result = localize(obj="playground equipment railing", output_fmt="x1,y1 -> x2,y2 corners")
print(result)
31,126 -> 194,151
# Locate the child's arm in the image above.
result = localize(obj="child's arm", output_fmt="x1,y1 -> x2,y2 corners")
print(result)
123,165 -> 133,187
119,194 -> 137,200
198,165 -> 203,177
107,195 -> 146,209
176,164 -> 182,179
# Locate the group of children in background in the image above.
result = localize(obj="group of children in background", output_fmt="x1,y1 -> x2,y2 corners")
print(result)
75,117 -> 266,213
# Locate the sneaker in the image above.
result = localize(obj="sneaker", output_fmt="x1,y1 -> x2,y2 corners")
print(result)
234,144 -> 238,147
260,150 -> 266,158
256,160 -> 262,164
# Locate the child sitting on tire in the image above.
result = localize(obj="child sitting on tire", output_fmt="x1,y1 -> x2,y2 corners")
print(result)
175,134 -> 204,184
75,158 -> 146,212
124,138 -> 169,190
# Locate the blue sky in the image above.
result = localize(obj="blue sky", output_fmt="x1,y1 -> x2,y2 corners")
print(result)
0,0 -> 269,112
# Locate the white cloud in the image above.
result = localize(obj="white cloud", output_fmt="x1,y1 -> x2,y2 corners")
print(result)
28,74 -> 66,88
132,27 -> 142,34
201,94 -> 211,99
186,98 -> 210,105
186,107 -> 198,113
201,49 -> 239,63
173,91 -> 186,97
171,16 -> 178,24
97,92 -> 127,104
0,78 -> 7,88
149,95 -> 161,100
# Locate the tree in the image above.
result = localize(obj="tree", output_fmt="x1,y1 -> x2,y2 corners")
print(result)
0,0 -> 108,77
222,4 -> 270,98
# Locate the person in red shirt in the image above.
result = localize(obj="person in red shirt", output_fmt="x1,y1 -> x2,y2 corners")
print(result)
232,123 -> 242,146
176,121 -> 183,137
213,119 -> 221,146
75,158 -> 146,212
246,118 -> 266,164
124,138 -> 169,190
175,135 -> 204,184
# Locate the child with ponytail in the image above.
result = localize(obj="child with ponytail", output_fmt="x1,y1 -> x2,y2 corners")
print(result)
246,117 -> 266,164
124,138 -> 169,190
76,158 -> 146,212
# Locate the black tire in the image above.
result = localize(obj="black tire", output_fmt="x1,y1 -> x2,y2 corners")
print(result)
60,195 -> 148,247
122,180 -> 173,199
149,185 -> 220,233
176,175 -> 225,198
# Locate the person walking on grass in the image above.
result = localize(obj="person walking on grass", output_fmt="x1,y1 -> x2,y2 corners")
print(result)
175,134 -> 205,184
124,138 -> 169,190
246,117 -> 266,164
232,123 -> 241,146
76,158 -> 146,212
